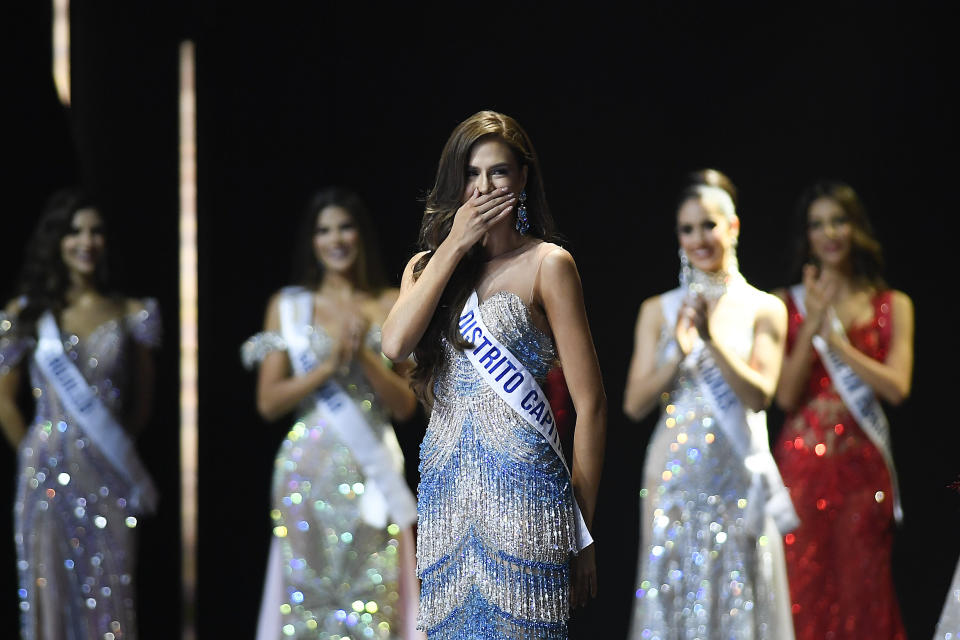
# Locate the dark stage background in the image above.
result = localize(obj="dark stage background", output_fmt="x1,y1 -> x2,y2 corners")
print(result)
5,2 -> 956,638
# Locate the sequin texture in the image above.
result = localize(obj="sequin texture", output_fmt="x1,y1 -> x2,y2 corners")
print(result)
2,299 -> 160,640
417,292 -> 574,639
629,287 -> 794,640
243,322 -> 406,639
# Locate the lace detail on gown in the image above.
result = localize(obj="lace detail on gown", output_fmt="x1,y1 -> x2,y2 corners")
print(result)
416,291 -> 575,640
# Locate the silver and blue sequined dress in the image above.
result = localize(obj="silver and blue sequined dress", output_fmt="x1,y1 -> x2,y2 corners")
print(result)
629,288 -> 794,640
417,292 -> 576,640
243,321 -> 408,640
0,300 -> 160,640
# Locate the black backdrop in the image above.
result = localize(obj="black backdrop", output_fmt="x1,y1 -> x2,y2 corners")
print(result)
4,2 -> 956,638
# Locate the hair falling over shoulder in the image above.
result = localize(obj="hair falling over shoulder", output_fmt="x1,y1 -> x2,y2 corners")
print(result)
409,110 -> 556,402
14,189 -> 108,338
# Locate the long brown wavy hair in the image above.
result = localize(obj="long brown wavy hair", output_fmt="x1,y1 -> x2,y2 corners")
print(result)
14,189 -> 114,338
791,180 -> 886,290
410,110 -> 556,400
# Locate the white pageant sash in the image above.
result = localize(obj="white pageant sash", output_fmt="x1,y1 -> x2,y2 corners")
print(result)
662,288 -> 800,534
278,289 -> 417,529
789,285 -> 902,522
458,291 -> 593,550
33,311 -> 158,514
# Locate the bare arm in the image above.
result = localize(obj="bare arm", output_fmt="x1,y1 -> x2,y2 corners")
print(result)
355,290 -> 417,421
381,188 -> 517,361
623,296 -> 682,421
700,294 -> 787,412
255,293 -> 341,422
773,288 -> 821,412
825,291 -> 913,405
700,295 -> 787,412
0,364 -> 26,448
538,249 -> 606,605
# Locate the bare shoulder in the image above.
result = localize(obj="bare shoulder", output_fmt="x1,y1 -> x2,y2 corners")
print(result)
539,244 -> 578,279
123,297 -> 147,315
889,289 -> 914,318
3,298 -> 25,317
752,288 -> 787,326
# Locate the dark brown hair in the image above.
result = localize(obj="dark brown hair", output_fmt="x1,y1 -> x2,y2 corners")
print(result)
291,187 -> 387,293
410,110 -> 556,400
15,189 -> 112,337
792,180 -> 886,289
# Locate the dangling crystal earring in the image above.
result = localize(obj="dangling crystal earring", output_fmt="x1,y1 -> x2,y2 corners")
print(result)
515,189 -> 530,235
678,248 -> 692,290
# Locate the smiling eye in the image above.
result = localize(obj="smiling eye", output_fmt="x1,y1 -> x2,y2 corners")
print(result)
315,226 -> 330,235
466,168 -> 479,178
703,221 -> 717,231
678,224 -> 694,234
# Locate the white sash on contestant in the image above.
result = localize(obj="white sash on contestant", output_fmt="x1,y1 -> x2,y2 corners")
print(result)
458,291 -> 594,550
661,288 -> 800,535
278,288 -> 417,530
33,311 -> 158,514
789,284 -> 902,522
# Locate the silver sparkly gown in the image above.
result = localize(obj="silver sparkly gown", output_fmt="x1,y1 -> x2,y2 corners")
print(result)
0,300 -> 160,640
629,287 -> 794,640
243,322 -> 409,640
416,291 -> 576,640
935,558 -> 960,639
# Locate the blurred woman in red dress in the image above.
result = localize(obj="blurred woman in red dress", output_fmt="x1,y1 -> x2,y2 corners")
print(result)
773,181 -> 913,639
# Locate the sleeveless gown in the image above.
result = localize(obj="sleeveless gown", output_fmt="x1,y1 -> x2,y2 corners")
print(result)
0,300 -> 161,640
774,290 -> 906,640
243,298 -> 411,640
629,286 -> 794,640
417,243 -> 577,640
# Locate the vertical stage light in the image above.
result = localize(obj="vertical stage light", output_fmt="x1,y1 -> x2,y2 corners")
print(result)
52,0 -> 70,105
178,40 -> 198,640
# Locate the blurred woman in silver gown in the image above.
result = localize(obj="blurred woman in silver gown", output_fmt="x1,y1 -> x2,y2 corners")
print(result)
0,190 -> 160,640
243,188 -> 422,640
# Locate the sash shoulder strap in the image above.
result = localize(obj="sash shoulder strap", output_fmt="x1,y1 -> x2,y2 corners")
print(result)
459,291 -> 593,550
34,311 -> 157,514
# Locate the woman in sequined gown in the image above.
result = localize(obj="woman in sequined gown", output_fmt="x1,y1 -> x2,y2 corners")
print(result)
243,188 -> 423,640
381,110 -> 607,640
0,190 -> 161,640
773,181 -> 912,640
624,176 -> 797,640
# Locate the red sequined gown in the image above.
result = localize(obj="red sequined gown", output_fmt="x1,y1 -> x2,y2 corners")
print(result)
774,290 -> 906,639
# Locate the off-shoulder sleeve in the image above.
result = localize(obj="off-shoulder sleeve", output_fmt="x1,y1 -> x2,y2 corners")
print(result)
0,310 -> 35,375
126,298 -> 162,349
240,331 -> 287,370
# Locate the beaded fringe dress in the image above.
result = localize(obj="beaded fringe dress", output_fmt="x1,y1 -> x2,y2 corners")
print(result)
243,319 -> 408,640
629,287 -> 794,640
0,300 -> 161,640
416,290 -> 576,640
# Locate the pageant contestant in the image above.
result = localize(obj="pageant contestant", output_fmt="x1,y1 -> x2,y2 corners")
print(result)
624,177 -> 798,640
381,110 -> 606,639
242,188 -> 423,640
0,190 -> 160,640
773,181 -> 912,640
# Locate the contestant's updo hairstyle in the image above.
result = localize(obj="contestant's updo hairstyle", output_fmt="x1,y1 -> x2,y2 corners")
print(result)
792,180 -> 886,289
292,187 -> 387,293
15,188 -> 110,336
410,110 -> 556,401
687,168 -> 738,208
